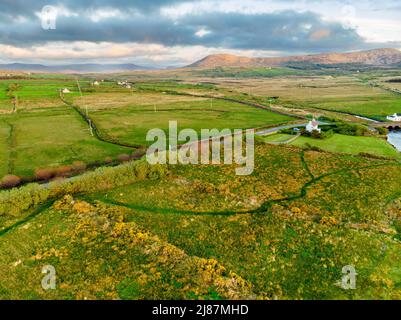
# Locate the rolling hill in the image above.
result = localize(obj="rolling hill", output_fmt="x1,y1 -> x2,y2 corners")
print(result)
188,48 -> 401,68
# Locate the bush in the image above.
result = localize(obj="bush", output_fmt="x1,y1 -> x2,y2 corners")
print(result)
35,168 -> 56,180
72,161 -> 87,172
311,130 -> 323,139
0,175 -> 21,189
117,154 -> 130,163
0,159 -> 168,217
104,156 -> 113,164
304,143 -> 323,152
376,127 -> 389,136
131,149 -> 146,160
55,165 -> 73,177
333,123 -> 369,136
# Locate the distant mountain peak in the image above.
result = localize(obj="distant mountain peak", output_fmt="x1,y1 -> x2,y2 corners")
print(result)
188,48 -> 401,68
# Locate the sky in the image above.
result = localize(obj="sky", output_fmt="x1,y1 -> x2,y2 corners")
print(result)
0,0 -> 400,67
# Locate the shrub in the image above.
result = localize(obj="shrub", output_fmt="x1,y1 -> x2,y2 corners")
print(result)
0,159 -> 168,217
311,130 -> 323,139
55,165 -> 73,177
333,123 -> 369,136
0,175 -> 21,189
35,168 -> 56,180
104,156 -> 113,164
131,149 -> 146,160
376,127 -> 389,136
304,143 -> 323,152
117,154 -> 130,162
72,161 -> 87,172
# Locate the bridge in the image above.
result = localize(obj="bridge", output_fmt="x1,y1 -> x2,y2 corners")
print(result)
372,122 -> 401,130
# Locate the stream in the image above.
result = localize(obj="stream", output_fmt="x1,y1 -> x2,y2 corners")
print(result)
387,131 -> 401,152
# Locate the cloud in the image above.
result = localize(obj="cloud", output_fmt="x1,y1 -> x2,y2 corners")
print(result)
0,8 -> 368,52
0,0 -> 399,66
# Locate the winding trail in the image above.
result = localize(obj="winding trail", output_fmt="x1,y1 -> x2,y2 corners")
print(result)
82,154 -> 401,218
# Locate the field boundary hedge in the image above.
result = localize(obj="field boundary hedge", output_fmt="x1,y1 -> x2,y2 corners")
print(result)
0,159 -> 168,217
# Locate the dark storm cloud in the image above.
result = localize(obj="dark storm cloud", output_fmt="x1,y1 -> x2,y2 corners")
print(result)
0,1 -> 384,52
0,0 -> 188,17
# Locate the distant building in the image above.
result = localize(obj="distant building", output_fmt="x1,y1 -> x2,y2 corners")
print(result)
92,81 -> 100,86
387,113 -> 401,122
306,119 -> 321,133
61,88 -> 70,94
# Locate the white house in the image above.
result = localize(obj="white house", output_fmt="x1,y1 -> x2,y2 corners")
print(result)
92,81 -> 100,86
387,113 -> 401,122
306,119 -> 321,133
61,88 -> 70,94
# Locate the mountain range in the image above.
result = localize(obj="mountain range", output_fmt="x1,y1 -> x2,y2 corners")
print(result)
188,48 -> 401,68
1,48 -> 401,73
0,63 -> 150,73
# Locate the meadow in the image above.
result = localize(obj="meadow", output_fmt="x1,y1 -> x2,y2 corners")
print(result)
1,143 -> 401,299
212,76 -> 401,120
1,69 -> 401,300
74,91 -> 292,146
290,134 -> 401,159
0,76 -> 294,182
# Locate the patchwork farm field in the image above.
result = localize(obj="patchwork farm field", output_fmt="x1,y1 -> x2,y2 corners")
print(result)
213,76 -> 401,120
0,77 -> 294,181
1,71 -> 401,300
73,91 -> 292,146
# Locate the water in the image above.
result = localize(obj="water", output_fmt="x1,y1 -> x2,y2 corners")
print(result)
387,131 -> 401,152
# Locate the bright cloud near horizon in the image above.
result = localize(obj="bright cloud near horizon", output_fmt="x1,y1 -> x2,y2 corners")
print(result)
0,0 -> 400,67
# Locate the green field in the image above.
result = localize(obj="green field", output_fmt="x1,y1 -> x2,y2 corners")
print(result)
84,97 -> 292,146
213,76 -> 401,121
1,143 -> 401,299
4,109 -> 133,177
1,72 -> 401,300
291,134 -> 401,159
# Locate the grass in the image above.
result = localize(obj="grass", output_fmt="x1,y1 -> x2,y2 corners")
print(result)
1,143 -> 401,299
82,95 -> 293,146
2,73 -> 401,300
2,108 -> 132,177
0,121 -> 10,177
212,76 -> 401,120
290,134 -> 401,159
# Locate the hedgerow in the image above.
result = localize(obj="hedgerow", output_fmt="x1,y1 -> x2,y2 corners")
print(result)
0,160 -> 168,217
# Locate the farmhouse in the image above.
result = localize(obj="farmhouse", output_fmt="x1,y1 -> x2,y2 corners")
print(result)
386,113 -> 401,122
61,88 -> 70,94
92,81 -> 100,86
306,119 -> 321,133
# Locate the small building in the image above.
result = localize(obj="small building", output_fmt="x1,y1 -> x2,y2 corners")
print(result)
61,88 -> 70,94
92,81 -> 100,86
387,113 -> 401,122
306,119 -> 321,133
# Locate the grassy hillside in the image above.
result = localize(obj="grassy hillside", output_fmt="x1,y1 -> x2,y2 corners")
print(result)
1,143 -> 401,299
291,134 -> 401,159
